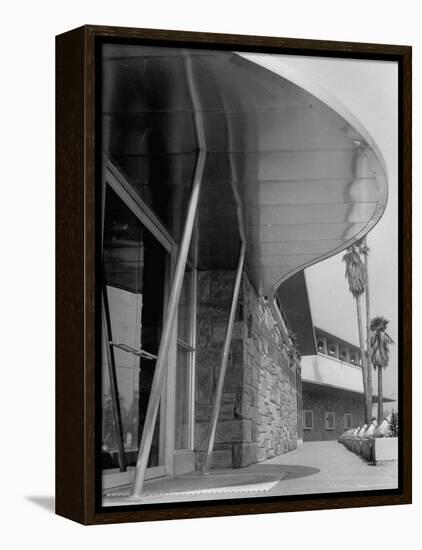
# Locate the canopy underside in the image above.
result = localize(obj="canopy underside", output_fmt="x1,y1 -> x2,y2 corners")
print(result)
102,45 -> 388,296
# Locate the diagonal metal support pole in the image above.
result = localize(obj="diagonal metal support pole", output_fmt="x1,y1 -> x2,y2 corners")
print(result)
202,241 -> 246,473
131,150 -> 205,496
201,85 -> 247,473
132,52 -> 206,498
268,294 -> 289,339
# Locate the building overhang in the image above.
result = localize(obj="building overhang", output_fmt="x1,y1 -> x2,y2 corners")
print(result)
303,379 -> 364,401
102,45 -> 388,295
302,355 -> 394,402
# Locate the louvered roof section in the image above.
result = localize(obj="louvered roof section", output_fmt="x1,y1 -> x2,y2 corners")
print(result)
102,45 -> 388,296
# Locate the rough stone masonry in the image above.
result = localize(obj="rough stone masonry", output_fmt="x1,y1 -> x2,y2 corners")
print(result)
195,269 -> 300,469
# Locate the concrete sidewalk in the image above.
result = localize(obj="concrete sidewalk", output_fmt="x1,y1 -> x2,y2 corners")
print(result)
264,440 -> 398,496
103,441 -> 398,506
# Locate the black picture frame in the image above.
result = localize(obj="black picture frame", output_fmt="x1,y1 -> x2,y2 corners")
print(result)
56,25 -> 412,525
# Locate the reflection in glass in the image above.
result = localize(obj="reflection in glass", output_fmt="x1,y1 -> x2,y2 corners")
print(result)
175,345 -> 191,450
174,267 -> 195,451
177,268 -> 192,343
102,186 -> 167,473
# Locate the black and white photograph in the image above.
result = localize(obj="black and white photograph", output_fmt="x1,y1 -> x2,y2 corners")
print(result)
2,0 -> 420,543
99,41 -> 401,507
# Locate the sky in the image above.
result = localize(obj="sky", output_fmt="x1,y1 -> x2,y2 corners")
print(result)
270,55 -> 399,401
241,53 -> 399,401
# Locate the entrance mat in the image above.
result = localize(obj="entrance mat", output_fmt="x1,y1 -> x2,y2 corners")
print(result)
103,467 -> 287,504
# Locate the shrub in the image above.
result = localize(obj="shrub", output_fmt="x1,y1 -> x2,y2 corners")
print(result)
388,411 -> 399,437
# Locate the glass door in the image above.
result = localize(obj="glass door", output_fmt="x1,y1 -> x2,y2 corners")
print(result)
101,181 -> 172,490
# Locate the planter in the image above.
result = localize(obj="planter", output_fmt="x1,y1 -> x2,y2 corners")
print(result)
370,437 -> 398,464
340,436 -> 398,464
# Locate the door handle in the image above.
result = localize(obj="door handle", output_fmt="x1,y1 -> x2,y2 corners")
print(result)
109,342 -> 157,360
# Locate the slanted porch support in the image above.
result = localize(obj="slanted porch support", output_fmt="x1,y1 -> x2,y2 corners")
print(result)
132,53 -> 206,498
202,240 -> 246,473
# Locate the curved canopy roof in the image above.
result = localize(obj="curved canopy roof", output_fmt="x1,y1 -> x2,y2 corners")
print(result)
102,45 -> 388,298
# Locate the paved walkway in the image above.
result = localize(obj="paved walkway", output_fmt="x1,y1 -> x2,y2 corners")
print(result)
103,441 -> 398,506
264,440 -> 398,496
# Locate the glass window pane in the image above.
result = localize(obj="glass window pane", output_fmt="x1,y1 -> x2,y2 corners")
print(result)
102,44 -> 197,243
175,345 -> 192,450
178,268 -> 192,344
102,186 -> 167,472
102,286 -> 141,469
325,412 -> 335,429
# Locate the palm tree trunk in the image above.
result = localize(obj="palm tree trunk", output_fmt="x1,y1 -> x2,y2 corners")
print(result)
356,295 -> 370,423
364,236 -> 373,421
378,365 -> 384,421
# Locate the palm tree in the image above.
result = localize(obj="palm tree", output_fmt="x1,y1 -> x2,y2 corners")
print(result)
370,316 -> 394,421
342,244 -> 370,423
359,237 -> 373,423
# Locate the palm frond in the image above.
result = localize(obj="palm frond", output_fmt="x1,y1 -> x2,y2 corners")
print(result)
370,316 -> 394,369
342,245 -> 366,297
359,243 -> 370,256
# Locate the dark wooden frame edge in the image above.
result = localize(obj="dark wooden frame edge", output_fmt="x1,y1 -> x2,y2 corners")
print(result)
56,24 -> 412,525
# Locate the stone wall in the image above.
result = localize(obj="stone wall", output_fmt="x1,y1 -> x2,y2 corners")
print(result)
195,269 -> 299,469
302,383 -> 365,441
